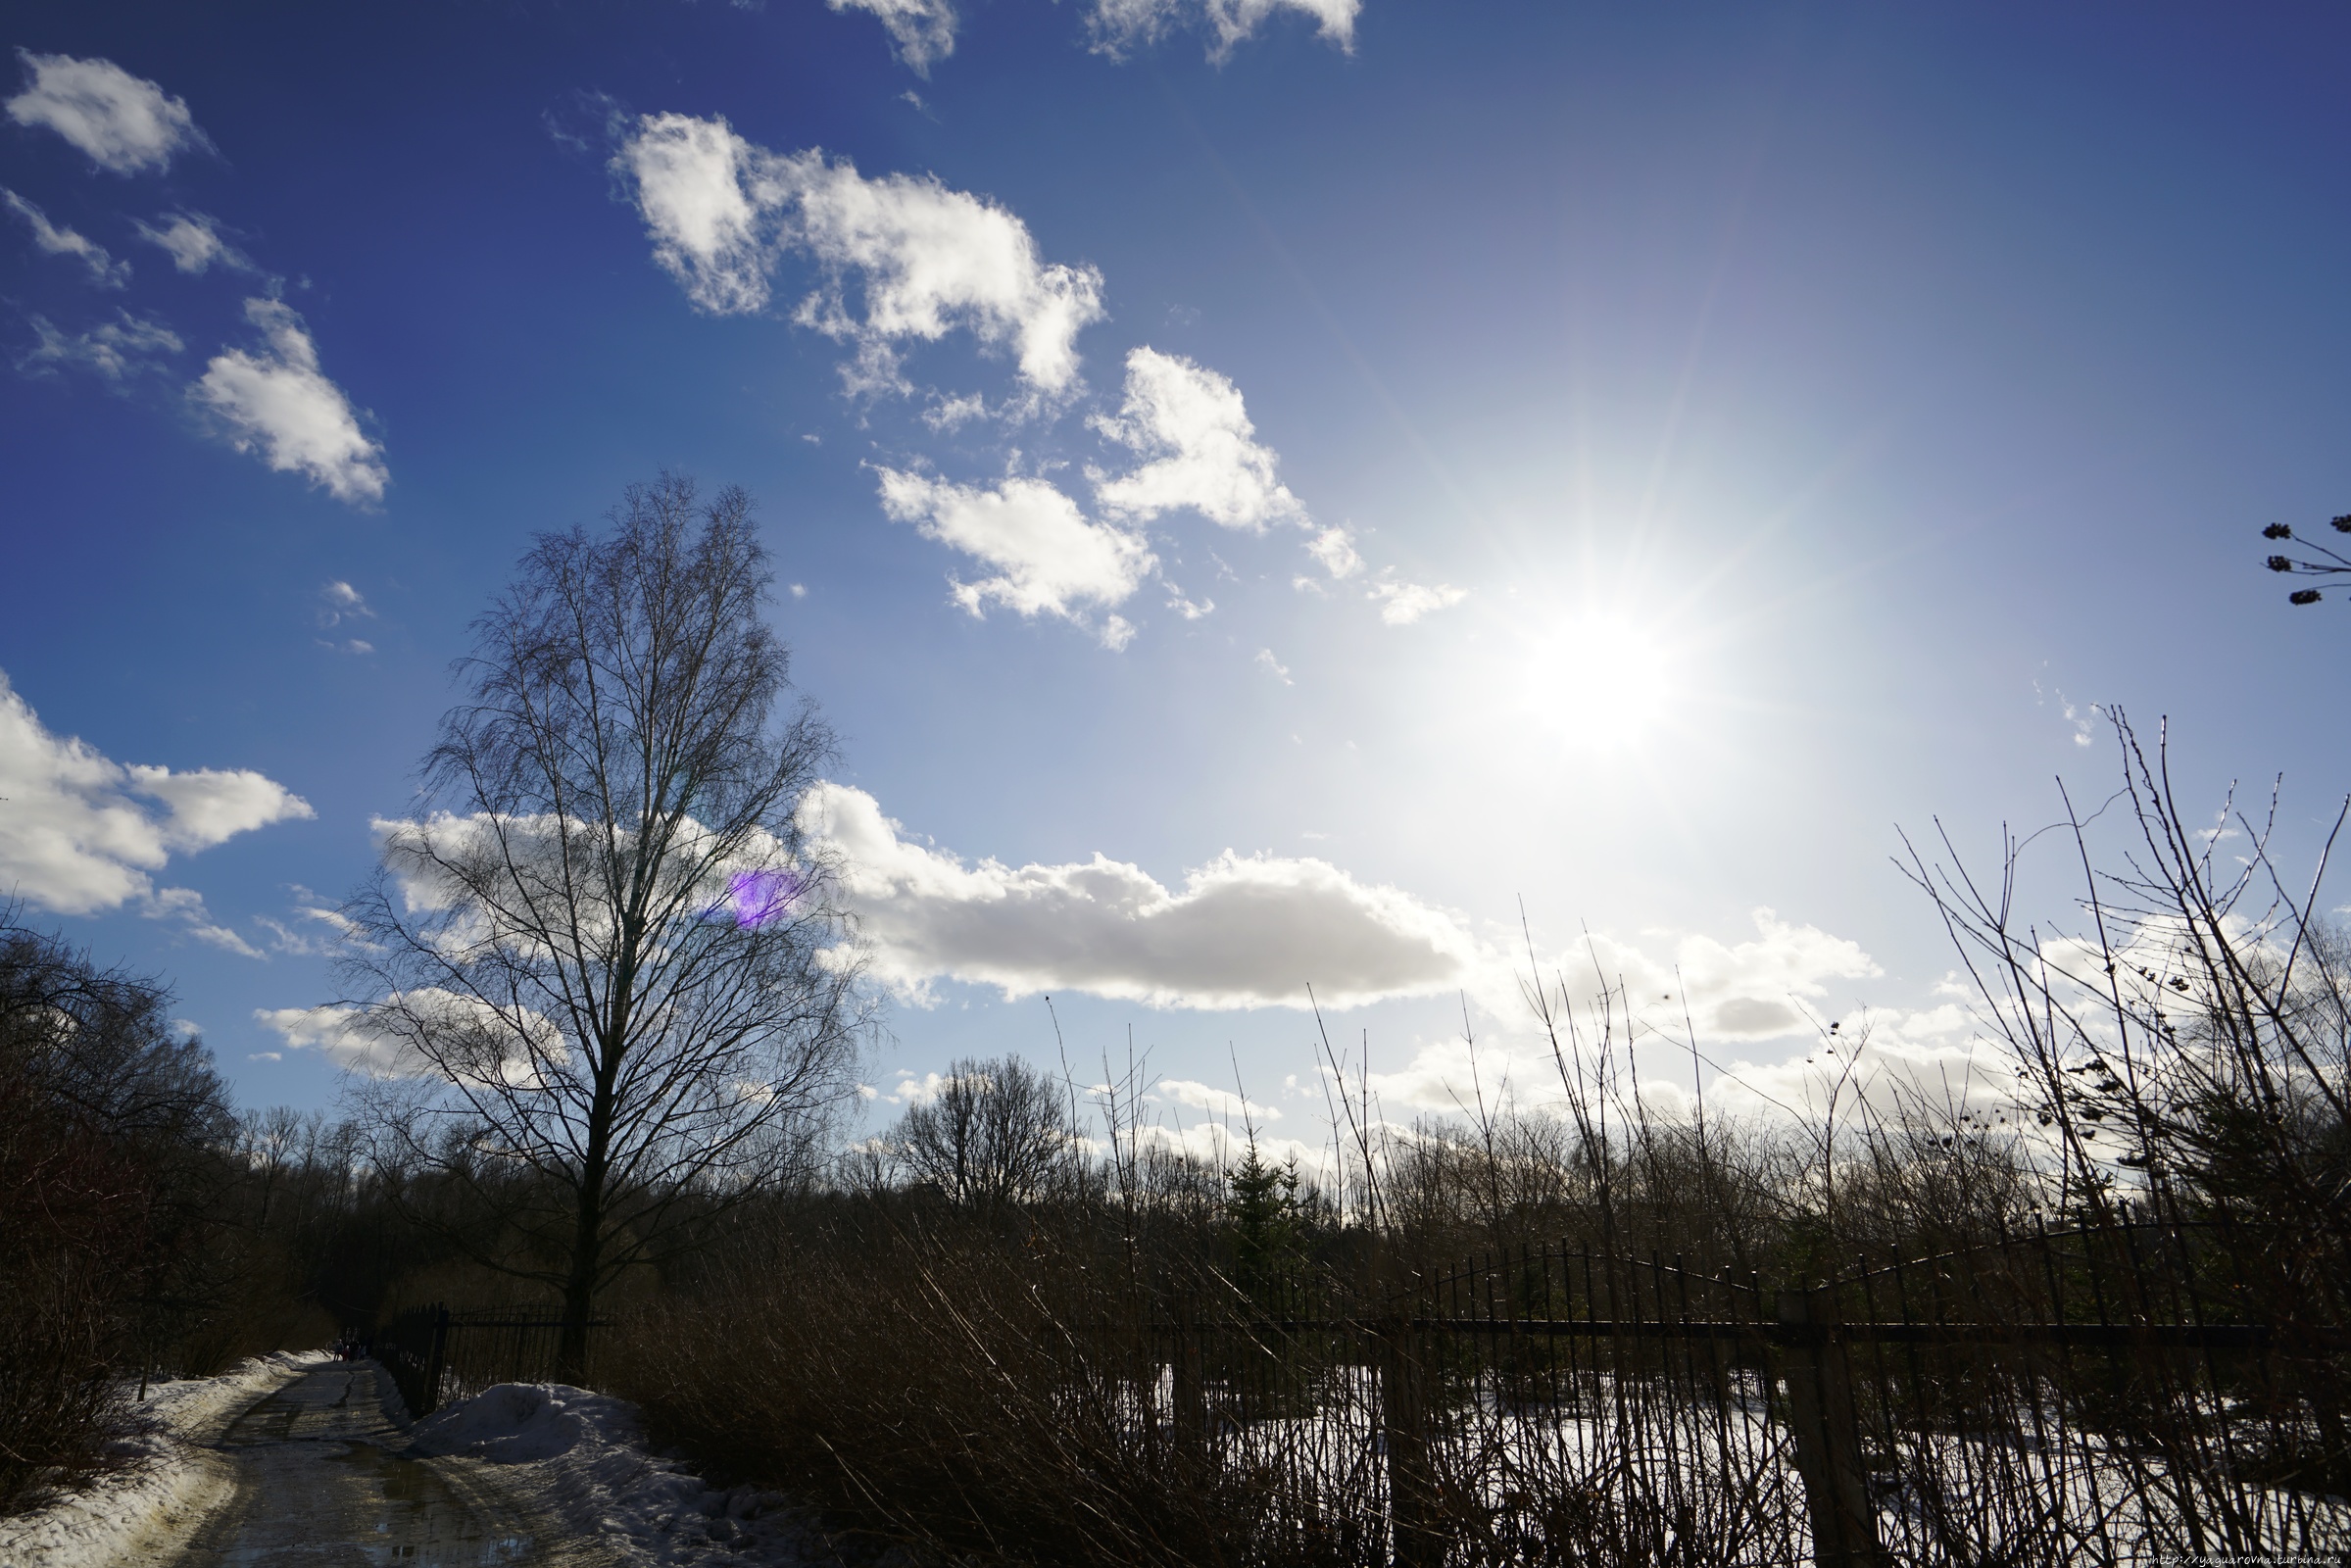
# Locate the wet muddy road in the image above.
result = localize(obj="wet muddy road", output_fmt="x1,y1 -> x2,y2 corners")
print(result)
167,1364 -> 605,1568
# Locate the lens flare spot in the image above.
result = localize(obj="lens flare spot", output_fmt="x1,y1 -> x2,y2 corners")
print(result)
721,868 -> 802,928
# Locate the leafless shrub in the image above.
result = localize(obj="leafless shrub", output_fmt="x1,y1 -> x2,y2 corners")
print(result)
1903,708 -> 2351,1492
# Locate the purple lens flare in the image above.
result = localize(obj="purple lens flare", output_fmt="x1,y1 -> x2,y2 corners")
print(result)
721,868 -> 803,928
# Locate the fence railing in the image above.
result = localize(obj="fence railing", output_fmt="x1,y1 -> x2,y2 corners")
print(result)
359,1304 -> 605,1419
1120,1221 -> 2349,1565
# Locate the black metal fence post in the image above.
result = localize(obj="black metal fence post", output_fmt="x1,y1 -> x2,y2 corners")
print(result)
423,1304 -> 451,1417
1776,1285 -> 1883,1568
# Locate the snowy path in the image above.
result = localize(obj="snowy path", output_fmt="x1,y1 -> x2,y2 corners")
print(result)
161,1362 -> 613,1568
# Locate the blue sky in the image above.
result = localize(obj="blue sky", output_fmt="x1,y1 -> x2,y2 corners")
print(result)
4,1 -> 2348,1154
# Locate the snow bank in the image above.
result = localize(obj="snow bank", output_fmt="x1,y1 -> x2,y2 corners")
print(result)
408,1382 -> 836,1565
0,1350 -> 326,1568
139,1350 -> 331,1442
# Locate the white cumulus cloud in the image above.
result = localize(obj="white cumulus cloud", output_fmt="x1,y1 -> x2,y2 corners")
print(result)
133,211 -> 250,274
615,114 -> 1105,398
6,51 -> 210,175
2,188 -> 128,286
193,298 -> 386,504
1093,347 -> 1306,531
803,782 -> 1481,1009
254,1004 -> 408,1077
1304,525 -> 1362,579
831,0 -> 959,74
0,668 -> 312,917
875,468 -> 1153,641
19,309 -> 180,380
1087,0 -> 1360,62
1692,1007 -> 2019,1135
258,991 -> 570,1082
1562,909 -> 1884,1042
613,113 -> 771,315
1087,348 -> 1379,602
1158,1078 -> 1284,1122
1366,576 -> 1467,625
1359,910 -> 1889,1113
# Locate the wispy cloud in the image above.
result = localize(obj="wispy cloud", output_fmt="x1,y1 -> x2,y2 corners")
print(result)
142,885 -> 263,958
18,309 -> 180,380
255,902 -> 366,957
318,579 -> 374,627
616,127 -> 1467,644
1086,0 -> 1360,63
1347,911 -> 1890,1114
3,188 -> 128,286
133,211 -> 252,274
830,0 -> 959,75
2033,673 -> 2101,749
1165,587 -> 1215,619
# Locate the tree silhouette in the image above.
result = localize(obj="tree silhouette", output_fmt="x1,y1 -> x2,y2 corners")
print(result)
344,474 -> 866,1376
891,1054 -> 1076,1215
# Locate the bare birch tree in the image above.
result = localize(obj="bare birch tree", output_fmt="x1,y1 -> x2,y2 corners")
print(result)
891,1054 -> 1078,1216
343,474 -> 865,1373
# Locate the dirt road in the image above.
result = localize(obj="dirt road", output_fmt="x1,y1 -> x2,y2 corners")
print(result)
163,1362 -> 610,1568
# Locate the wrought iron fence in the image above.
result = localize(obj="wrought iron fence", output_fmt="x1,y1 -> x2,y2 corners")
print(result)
360,1304 -> 605,1419
1121,1222 -> 2350,1565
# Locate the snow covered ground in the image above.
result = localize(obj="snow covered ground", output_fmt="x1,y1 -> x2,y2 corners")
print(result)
0,1357 -> 845,1568
406,1380 -> 844,1566
0,1349 -> 326,1568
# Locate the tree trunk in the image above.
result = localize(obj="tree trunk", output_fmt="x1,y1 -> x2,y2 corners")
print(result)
558,1066 -> 615,1384
557,1169 -> 603,1382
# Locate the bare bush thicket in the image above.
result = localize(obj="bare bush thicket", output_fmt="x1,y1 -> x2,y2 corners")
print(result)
604,715 -> 2351,1564
610,1042 -> 2057,1565
0,916 -> 232,1512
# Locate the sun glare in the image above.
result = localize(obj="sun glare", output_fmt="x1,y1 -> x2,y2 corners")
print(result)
1509,610 -> 1688,750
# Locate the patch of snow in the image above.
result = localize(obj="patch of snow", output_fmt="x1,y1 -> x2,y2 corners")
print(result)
408,1382 -> 835,1565
140,1350 -> 334,1441
0,1350 -> 327,1568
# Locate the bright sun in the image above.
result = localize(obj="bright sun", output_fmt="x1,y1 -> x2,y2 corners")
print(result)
1507,610 -> 1688,750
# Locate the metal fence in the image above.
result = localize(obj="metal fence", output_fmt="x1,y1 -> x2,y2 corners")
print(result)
1136,1222 -> 2349,1565
361,1304 -> 603,1419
